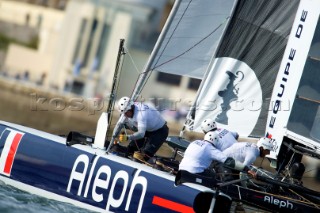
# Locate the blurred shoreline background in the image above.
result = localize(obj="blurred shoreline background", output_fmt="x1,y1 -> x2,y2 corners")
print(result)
0,78 -> 100,136
0,0 -> 319,204
0,0 -> 195,138
0,77 -> 186,138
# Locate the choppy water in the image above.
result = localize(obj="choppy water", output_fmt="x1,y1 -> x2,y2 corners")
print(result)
0,181 -> 93,213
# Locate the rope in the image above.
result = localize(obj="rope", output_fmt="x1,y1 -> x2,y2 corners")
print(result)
237,185 -> 242,200
223,168 -> 320,210
288,189 -> 320,209
248,187 -> 320,207
296,95 -> 320,104
124,46 -> 141,74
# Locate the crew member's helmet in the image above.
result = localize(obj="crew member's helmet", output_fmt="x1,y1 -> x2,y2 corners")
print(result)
257,137 -> 274,151
201,118 -> 217,133
117,96 -> 133,113
204,131 -> 219,146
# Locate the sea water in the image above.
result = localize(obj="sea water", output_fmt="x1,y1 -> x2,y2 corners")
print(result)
0,181 -> 93,213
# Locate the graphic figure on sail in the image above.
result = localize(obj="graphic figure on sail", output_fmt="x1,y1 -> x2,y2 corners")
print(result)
216,70 -> 244,124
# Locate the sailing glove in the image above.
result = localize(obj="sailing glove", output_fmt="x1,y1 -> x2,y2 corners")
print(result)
119,134 -> 128,142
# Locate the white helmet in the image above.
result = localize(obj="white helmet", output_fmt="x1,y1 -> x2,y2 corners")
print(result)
257,137 -> 274,151
201,119 -> 217,133
204,131 -> 219,146
117,96 -> 133,113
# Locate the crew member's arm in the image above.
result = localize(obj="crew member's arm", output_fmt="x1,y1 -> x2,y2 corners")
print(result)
207,146 -> 257,177
231,131 -> 239,140
224,157 -> 256,178
209,147 -> 228,163
128,111 -> 147,140
243,152 -> 257,167
128,124 -> 146,140
119,111 -> 147,142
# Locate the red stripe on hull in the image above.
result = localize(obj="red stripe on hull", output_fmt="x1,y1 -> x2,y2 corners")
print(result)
4,133 -> 23,174
152,196 -> 194,213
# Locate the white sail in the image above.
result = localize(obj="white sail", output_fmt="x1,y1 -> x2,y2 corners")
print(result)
150,0 -> 236,79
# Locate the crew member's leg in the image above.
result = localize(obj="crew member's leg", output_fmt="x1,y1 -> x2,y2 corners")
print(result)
127,138 -> 146,156
143,125 -> 169,160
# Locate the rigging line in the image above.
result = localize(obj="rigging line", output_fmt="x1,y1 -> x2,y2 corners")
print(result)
118,46 -> 141,100
117,45 -> 144,102
215,173 -> 243,176
255,169 -> 275,180
296,95 -> 320,104
129,71 -> 152,102
304,168 -> 319,174
248,187 -> 320,206
236,185 -> 241,200
124,46 -> 141,74
153,16 -> 230,70
125,49 -> 153,100
231,193 -> 269,212
119,49 -> 143,102
258,156 -> 265,168
309,56 -> 320,61
288,189 -> 320,209
122,121 -> 143,152
151,0 -> 193,69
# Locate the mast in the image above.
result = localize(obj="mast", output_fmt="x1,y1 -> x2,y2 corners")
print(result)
106,39 -> 125,134
106,0 -> 182,152
93,39 -> 125,149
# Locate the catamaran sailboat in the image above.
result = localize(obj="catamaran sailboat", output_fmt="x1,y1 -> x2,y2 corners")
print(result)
1,0 -> 320,212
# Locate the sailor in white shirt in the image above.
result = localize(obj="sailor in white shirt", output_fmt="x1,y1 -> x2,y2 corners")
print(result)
201,118 -> 238,151
223,137 -> 274,166
179,132 -> 255,177
117,97 -> 169,161
223,137 -> 274,187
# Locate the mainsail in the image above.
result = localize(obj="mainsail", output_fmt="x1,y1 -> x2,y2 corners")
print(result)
186,0 -> 300,138
184,0 -> 320,164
